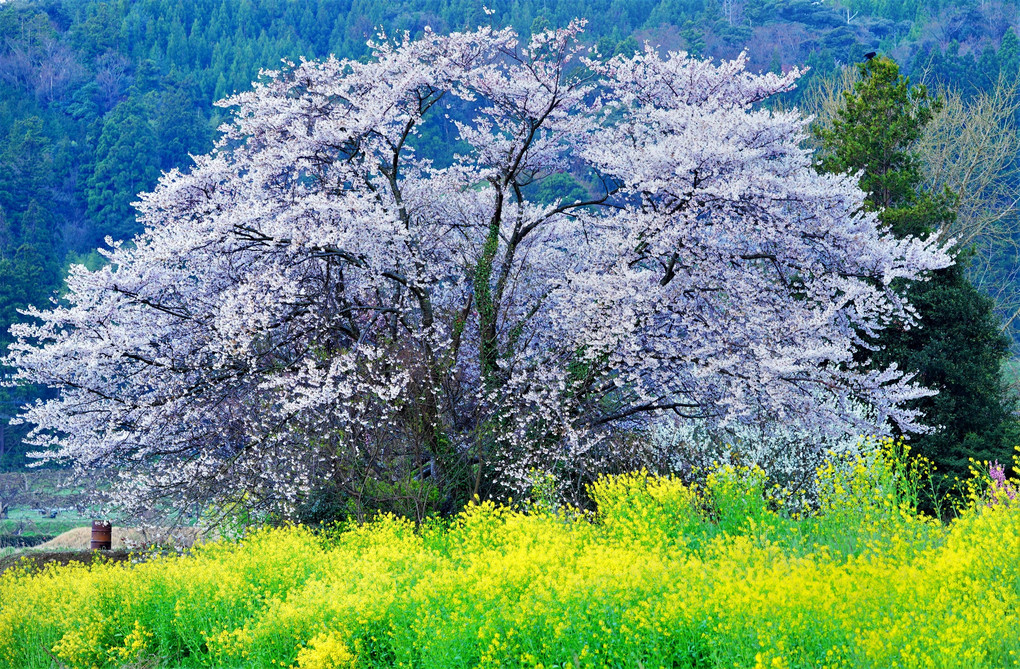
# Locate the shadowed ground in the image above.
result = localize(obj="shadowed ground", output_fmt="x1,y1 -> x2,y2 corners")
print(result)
0,548 -> 134,575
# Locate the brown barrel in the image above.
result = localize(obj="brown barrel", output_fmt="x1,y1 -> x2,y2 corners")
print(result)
90,520 -> 112,550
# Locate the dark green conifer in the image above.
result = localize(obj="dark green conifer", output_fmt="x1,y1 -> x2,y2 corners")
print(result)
85,94 -> 160,242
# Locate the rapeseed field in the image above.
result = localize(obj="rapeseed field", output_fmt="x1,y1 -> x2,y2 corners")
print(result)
1,441 -> 1018,669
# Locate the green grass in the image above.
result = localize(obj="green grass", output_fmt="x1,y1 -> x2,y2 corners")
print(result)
0,510 -> 90,548
0,469 -> 95,545
0,513 -> 85,536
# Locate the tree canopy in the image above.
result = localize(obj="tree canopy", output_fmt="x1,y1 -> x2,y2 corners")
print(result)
6,25 -> 950,519
2,0 -> 1019,474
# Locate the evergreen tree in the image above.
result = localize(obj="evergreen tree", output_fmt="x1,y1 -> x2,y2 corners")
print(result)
85,93 -> 160,242
17,199 -> 58,265
816,56 -> 1019,497
0,117 -> 54,218
150,78 -> 212,171
1000,27 -> 1019,79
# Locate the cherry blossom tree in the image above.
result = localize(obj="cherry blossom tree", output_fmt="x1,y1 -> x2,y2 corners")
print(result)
6,23 -> 951,519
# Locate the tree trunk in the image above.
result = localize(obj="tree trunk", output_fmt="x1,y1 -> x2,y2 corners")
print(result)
475,186 -> 504,383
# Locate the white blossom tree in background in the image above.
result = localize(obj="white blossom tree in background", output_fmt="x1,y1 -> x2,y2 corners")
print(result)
6,23 -> 951,520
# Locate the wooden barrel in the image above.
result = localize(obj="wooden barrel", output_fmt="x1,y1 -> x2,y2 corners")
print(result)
90,520 -> 112,550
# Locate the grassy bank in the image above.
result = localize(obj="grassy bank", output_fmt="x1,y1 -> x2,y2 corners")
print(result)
0,470 -> 93,549
0,444 -> 1017,669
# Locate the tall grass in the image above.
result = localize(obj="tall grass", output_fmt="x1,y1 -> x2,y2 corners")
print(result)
1,440 -> 1018,669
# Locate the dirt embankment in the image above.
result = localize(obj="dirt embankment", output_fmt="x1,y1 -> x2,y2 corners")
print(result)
36,526 -> 205,550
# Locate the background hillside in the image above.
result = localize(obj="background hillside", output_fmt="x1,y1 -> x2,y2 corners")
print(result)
0,0 -> 1017,469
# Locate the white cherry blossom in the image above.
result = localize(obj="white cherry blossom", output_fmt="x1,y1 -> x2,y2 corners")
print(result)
6,23 -> 950,516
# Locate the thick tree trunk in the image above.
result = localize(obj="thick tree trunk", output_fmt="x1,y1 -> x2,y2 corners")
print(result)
475,186 -> 504,383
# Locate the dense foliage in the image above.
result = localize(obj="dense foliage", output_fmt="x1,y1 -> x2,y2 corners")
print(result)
1,444 -> 1018,668
815,56 -> 1020,489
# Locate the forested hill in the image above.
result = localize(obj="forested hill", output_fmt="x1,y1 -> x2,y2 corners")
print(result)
0,0 -> 1017,468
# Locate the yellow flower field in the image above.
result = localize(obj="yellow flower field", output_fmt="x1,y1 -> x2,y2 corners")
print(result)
1,444 -> 1018,669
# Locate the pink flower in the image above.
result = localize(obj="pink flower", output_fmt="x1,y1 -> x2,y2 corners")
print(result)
989,461 -> 1017,505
